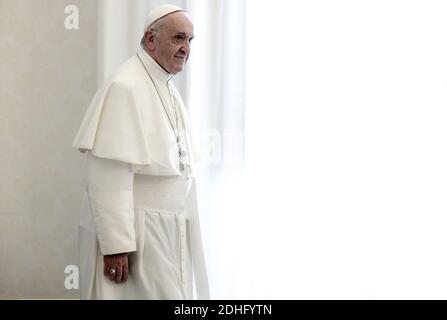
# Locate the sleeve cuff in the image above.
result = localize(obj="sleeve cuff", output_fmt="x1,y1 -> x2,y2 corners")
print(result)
88,190 -> 137,255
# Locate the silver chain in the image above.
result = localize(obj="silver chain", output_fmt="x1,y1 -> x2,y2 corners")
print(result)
137,52 -> 191,172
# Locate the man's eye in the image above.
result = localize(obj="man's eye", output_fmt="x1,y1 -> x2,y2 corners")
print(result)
174,35 -> 184,43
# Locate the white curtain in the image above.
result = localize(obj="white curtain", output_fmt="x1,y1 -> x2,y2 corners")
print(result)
98,0 -> 447,300
96,0 -> 246,299
97,0 -> 147,85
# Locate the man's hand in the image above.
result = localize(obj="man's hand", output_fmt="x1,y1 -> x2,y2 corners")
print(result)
103,253 -> 130,283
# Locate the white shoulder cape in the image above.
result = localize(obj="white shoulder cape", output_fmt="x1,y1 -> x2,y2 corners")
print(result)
72,53 -> 200,176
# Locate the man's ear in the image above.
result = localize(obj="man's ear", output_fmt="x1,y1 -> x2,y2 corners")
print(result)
144,30 -> 156,51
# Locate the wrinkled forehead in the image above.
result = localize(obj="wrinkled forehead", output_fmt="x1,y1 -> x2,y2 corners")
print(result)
162,11 -> 194,35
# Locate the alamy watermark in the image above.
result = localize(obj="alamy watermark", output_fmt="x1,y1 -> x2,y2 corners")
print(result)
172,128 -> 245,167
64,265 -> 79,290
64,5 -> 79,30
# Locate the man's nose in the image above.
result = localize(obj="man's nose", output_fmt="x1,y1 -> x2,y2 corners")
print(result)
181,41 -> 190,54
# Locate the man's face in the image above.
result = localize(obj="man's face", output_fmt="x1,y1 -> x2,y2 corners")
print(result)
145,12 -> 194,75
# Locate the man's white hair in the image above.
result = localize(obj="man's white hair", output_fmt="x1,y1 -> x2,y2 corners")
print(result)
140,17 -> 166,48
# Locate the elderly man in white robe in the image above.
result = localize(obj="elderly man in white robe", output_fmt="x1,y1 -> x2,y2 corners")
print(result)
72,4 -> 209,300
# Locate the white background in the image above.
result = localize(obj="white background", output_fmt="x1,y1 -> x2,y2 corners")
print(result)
243,0 -> 447,299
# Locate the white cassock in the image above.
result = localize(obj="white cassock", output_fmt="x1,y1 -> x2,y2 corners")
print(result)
73,48 -> 209,300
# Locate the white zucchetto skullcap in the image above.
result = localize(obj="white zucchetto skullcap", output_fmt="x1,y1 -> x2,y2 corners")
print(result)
143,4 -> 185,32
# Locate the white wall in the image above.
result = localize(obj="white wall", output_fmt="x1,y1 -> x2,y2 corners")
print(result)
0,0 -> 96,298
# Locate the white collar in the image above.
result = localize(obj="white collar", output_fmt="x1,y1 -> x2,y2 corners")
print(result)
137,47 -> 174,83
